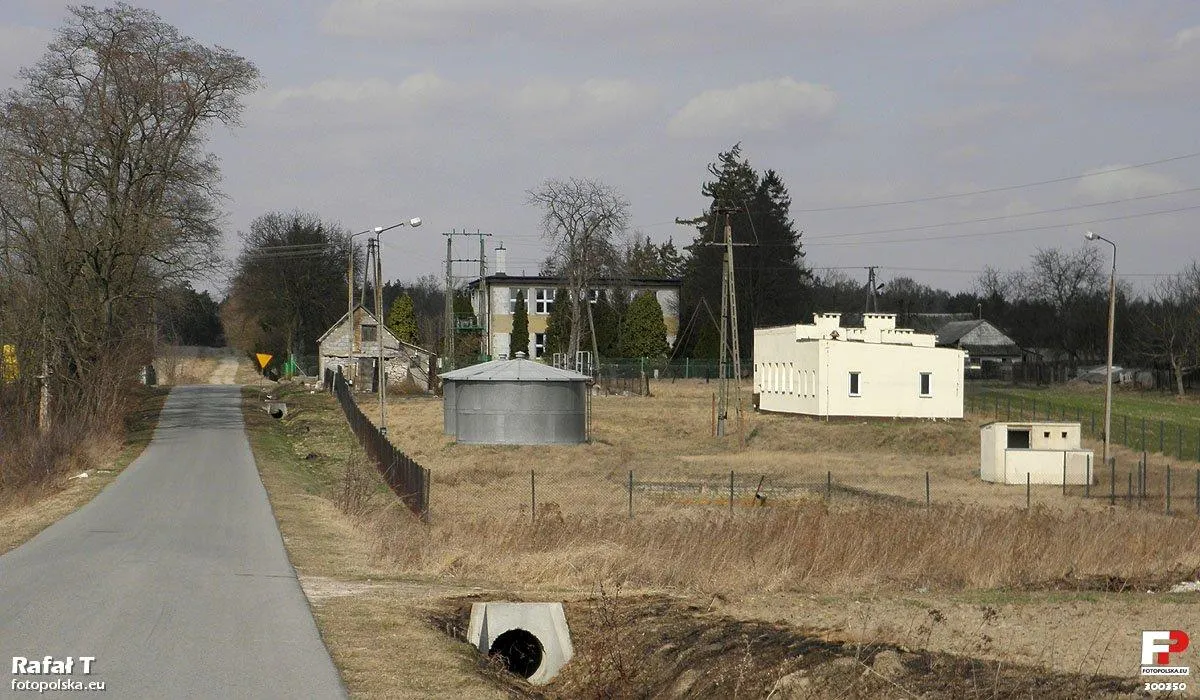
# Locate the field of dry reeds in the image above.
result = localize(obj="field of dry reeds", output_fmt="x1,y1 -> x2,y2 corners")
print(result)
316,380 -> 1200,595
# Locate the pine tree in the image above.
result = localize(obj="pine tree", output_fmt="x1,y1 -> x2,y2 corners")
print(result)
510,290 -> 529,357
545,289 -> 571,356
591,290 -> 619,357
677,144 -> 810,358
386,293 -> 419,345
618,292 -> 669,358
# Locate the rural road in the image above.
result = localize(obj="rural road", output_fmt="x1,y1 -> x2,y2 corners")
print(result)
0,386 -> 345,698
208,358 -> 239,384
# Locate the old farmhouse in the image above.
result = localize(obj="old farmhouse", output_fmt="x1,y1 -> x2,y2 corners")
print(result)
317,305 -> 435,391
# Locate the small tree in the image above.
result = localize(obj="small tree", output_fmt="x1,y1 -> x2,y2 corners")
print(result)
591,290 -> 619,357
545,289 -> 572,356
618,292 -> 669,358
386,294 -> 419,345
511,290 -> 529,357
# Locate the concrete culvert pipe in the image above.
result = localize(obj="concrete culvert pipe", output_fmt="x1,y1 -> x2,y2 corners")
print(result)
489,629 -> 544,678
467,602 -> 573,685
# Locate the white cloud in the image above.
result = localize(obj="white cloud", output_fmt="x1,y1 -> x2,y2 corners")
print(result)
1072,166 -> 1183,202
1037,15 -> 1200,96
667,78 -> 837,139
319,0 -> 988,46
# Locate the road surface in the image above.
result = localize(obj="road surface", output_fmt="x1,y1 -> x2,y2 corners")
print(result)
0,385 -> 345,698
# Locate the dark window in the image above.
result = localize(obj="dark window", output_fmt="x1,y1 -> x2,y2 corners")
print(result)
919,372 -> 931,396
1007,429 -> 1030,448
362,324 -> 377,342
849,372 -> 860,396
1043,431 -> 1050,438
1061,431 -> 1068,438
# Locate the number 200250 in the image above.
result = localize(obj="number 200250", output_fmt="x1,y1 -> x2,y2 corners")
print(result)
1145,682 -> 1186,692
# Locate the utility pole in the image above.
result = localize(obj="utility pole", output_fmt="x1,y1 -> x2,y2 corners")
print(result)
372,235 -> 387,435
442,229 -> 490,370
715,208 -> 744,441
864,266 -> 880,313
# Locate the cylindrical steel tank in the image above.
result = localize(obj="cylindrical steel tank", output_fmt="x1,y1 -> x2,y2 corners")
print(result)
440,356 -> 589,445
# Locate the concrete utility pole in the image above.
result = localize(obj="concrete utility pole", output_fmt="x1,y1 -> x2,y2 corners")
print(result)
864,266 -> 881,313
1085,230 -> 1117,466
716,209 -> 744,442
444,235 -> 454,370
369,235 -> 386,435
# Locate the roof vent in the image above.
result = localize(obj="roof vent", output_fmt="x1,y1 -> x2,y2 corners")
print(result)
515,351 -> 527,359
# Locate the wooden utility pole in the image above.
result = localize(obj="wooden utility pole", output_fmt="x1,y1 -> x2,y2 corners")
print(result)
716,209 -> 744,441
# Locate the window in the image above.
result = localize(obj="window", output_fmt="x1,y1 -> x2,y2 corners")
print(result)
361,324 -> 377,342
533,333 -> 546,358
919,372 -> 932,397
1008,429 -> 1030,449
534,288 -> 555,314
508,288 -> 527,314
848,372 -> 860,396
1061,431 -> 1068,439
1043,431 -> 1051,438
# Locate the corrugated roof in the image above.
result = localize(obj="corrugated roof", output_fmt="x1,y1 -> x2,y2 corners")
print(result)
440,358 -> 590,382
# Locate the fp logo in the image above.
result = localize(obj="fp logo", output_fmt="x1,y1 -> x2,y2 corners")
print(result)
1141,630 -> 1190,676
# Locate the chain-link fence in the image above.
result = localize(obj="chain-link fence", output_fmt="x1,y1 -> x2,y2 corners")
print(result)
426,463 -> 1200,524
968,391 -> 1200,462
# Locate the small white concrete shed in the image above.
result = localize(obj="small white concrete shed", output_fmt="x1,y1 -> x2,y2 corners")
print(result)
980,421 -> 1094,485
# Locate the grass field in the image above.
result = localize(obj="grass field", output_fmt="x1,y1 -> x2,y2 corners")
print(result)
248,377 -> 1200,696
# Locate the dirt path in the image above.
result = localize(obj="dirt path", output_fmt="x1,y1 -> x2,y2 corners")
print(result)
209,358 -> 239,384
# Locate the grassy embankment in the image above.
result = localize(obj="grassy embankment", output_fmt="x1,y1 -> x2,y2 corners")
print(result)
0,384 -> 169,554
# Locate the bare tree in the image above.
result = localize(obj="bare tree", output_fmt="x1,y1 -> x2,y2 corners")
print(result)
527,178 -> 629,357
1139,263 -> 1200,396
0,4 -> 259,392
1020,247 -> 1106,364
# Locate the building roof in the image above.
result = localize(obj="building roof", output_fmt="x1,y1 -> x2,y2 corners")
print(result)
466,274 -> 681,290
905,312 -> 975,334
440,357 -> 590,382
316,305 -> 433,355
935,320 -> 985,346
934,319 -> 1024,357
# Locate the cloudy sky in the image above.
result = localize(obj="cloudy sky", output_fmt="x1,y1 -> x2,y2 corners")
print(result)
4,0 -> 1200,295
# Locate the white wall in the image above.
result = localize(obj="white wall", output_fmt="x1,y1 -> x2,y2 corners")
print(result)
754,324 -> 964,418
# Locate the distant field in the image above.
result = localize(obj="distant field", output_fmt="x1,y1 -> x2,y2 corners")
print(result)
968,382 -> 1200,427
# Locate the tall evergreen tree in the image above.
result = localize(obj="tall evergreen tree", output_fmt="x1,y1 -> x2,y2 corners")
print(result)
510,290 -> 529,357
618,292 -> 670,357
386,294 -> 419,345
677,144 -> 810,358
545,289 -> 572,356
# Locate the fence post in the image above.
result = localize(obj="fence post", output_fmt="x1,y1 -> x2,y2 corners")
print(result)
1127,472 -> 1132,508
1085,454 -> 1091,498
1166,465 -> 1172,515
826,470 -> 832,502
925,471 -> 930,510
530,469 -> 536,523
1195,470 -> 1199,517
1109,457 -> 1116,507
1062,454 -> 1067,497
1179,424 -> 1184,461
628,470 -> 634,519
729,470 -> 735,514
1124,415 -> 1128,448
1160,420 -> 1165,454
1141,417 -> 1146,451
1026,472 -> 1031,510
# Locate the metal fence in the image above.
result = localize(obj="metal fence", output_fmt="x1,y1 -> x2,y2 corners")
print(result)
325,368 -> 430,521
446,463 -> 1200,524
967,391 -> 1200,462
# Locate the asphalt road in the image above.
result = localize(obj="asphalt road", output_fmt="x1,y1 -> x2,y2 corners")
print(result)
0,385 -> 345,698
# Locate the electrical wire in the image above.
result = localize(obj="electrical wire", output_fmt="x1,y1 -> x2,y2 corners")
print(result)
792,150 -> 1200,212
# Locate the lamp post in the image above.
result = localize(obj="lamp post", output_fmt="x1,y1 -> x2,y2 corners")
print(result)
371,217 -> 422,436
1085,230 -> 1117,466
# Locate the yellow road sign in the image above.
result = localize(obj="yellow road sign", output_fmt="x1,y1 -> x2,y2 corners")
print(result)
256,353 -> 273,369
2,344 -> 17,382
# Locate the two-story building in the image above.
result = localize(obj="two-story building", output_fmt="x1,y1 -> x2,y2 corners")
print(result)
465,245 -> 681,359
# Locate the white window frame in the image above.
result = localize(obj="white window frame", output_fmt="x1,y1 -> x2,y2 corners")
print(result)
533,332 -> 546,358
509,288 -> 528,314
849,371 -> 861,397
919,372 -> 932,397
534,288 -> 555,315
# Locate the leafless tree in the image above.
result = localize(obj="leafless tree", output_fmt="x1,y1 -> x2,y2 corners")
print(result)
0,4 -> 259,397
1139,263 -> 1200,396
527,178 -> 629,357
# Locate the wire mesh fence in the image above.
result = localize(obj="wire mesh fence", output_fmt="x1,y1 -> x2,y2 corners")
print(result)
427,464 -> 1200,523
967,391 -> 1200,462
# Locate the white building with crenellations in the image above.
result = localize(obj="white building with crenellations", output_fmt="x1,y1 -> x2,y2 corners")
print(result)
753,312 -> 966,419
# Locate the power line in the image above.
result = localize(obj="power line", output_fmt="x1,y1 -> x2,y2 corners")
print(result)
807,202 -> 1200,247
806,186 -> 1200,241
793,150 -> 1200,212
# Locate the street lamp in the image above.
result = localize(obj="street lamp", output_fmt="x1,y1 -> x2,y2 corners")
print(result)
372,217 -> 422,435
1085,230 -> 1117,468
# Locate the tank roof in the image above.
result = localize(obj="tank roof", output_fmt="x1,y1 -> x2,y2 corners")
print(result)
439,357 -> 590,382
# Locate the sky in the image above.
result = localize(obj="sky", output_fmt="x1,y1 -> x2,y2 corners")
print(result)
3,0 -> 1200,296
